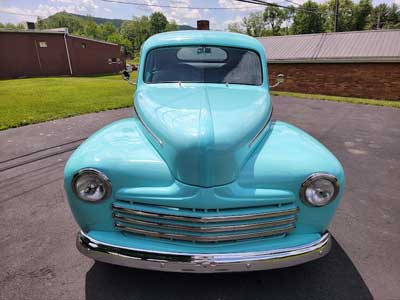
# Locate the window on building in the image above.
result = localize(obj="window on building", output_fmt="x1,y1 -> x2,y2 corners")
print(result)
39,41 -> 47,48
108,58 -> 121,64
81,43 -> 86,49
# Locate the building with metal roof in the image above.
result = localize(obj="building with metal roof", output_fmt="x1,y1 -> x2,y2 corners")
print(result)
258,30 -> 400,100
259,30 -> 400,63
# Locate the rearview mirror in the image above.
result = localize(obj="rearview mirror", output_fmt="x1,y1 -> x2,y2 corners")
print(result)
270,74 -> 285,88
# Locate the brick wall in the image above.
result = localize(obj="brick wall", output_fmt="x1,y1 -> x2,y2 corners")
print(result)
268,63 -> 400,101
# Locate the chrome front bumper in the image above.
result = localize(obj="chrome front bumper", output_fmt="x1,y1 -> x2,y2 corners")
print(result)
77,231 -> 331,273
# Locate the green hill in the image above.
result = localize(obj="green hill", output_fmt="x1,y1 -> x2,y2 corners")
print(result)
40,12 -> 195,30
66,13 -> 126,27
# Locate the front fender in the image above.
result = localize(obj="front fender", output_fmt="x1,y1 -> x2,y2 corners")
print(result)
237,120 -> 345,233
64,118 -> 174,230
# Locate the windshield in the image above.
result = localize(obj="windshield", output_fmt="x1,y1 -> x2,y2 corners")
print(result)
143,46 -> 263,86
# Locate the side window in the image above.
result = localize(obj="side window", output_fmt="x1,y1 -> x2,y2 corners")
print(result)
38,41 -> 47,48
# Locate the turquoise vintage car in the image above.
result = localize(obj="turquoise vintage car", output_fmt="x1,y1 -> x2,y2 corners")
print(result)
64,30 -> 345,273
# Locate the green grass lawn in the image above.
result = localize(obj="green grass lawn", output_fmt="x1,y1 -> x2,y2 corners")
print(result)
1,74 -> 398,131
0,74 -> 136,130
271,91 -> 400,108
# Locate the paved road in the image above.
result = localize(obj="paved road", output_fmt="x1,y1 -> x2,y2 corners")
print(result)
1,97 -> 399,300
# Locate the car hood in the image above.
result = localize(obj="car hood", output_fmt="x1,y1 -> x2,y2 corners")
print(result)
134,84 -> 271,187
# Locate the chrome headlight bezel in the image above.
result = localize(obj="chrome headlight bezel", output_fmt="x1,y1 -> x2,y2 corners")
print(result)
71,168 -> 112,202
300,173 -> 339,207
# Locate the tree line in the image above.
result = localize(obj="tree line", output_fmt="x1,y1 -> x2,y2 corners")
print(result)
35,12 -> 178,56
0,12 -> 178,58
228,0 -> 400,36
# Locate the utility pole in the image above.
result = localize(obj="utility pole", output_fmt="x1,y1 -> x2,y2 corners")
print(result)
333,0 -> 339,32
376,12 -> 380,30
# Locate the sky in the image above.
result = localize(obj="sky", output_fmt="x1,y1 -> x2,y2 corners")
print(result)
0,0 -> 399,30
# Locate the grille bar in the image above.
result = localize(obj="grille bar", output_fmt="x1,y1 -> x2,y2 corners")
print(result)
115,223 -> 296,242
113,213 -> 297,233
112,204 -> 299,223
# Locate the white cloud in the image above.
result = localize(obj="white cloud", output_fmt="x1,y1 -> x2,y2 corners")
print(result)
49,0 -> 98,10
223,15 -> 243,27
132,0 -> 203,25
218,0 -> 263,12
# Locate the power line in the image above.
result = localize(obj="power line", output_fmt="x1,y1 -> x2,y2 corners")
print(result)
235,0 -> 320,13
99,0 -> 261,10
99,0 -> 318,13
236,0 -> 291,9
280,0 -> 304,7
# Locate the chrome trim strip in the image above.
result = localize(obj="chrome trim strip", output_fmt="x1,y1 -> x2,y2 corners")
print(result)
112,204 -> 299,223
133,104 -> 163,147
114,223 -> 295,242
76,231 -> 331,273
113,213 -> 296,233
249,107 -> 273,147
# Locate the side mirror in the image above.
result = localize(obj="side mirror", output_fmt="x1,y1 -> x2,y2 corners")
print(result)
122,69 -> 130,81
122,64 -> 136,85
270,74 -> 285,88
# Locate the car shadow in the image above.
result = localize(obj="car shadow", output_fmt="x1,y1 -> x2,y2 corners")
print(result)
85,237 -> 373,300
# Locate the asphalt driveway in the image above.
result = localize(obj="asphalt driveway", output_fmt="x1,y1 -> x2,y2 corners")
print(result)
1,96 -> 399,300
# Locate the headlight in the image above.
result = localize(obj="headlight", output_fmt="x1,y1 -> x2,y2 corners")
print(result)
71,169 -> 112,202
300,173 -> 339,207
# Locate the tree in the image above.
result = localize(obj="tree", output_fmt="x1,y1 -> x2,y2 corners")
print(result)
150,12 -> 168,35
227,22 -> 245,33
243,12 -> 265,37
84,20 -> 101,39
99,22 -> 116,40
0,22 -> 25,29
107,32 -> 132,54
369,4 -> 389,29
368,3 -> 400,29
121,16 -> 151,51
120,13 -> 178,52
353,0 -> 373,30
37,11 -> 85,33
325,0 -> 356,31
386,3 -> 400,28
292,1 -> 325,34
165,20 -> 179,31
281,7 -> 295,35
263,6 -> 291,35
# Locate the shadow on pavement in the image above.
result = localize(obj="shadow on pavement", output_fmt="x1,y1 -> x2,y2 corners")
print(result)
85,237 -> 373,300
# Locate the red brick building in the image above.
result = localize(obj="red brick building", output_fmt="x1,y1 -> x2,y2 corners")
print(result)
258,30 -> 400,101
0,28 -> 125,79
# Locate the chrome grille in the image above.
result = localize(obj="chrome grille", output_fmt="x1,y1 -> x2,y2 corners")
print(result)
112,201 -> 298,243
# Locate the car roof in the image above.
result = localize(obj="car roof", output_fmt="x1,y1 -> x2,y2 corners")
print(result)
142,30 -> 265,55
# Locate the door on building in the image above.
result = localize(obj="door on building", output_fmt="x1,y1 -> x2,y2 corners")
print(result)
34,37 -> 70,76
